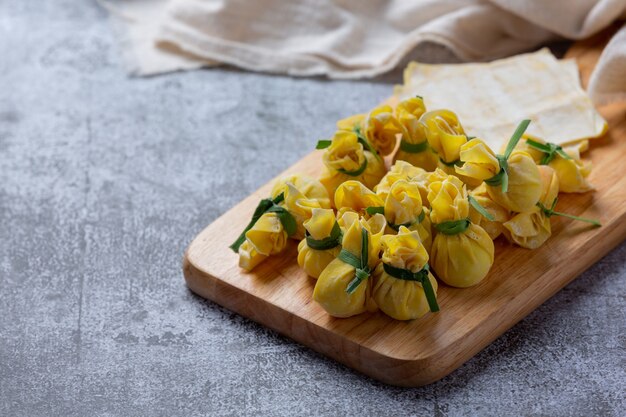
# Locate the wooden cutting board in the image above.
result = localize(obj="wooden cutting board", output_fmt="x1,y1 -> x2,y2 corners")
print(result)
183,29 -> 626,387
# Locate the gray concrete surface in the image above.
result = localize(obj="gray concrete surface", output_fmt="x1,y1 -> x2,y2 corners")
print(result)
1,2 -> 624,416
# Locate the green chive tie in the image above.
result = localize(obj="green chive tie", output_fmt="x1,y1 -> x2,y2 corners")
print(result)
525,139 -> 572,165
338,228 -> 372,294
229,192 -> 297,252
388,209 -> 426,231
382,263 -> 439,313
468,195 -> 495,221
365,206 -> 385,216
434,218 -> 471,235
484,119 -> 531,193
400,139 -> 429,154
537,198 -> 601,227
440,158 -> 463,168
434,196 -> 494,234
305,222 -> 342,251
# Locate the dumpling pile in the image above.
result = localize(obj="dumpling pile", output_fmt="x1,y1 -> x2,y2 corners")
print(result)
230,97 -> 601,321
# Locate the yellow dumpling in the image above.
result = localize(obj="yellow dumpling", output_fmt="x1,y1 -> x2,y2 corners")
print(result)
502,209 -> 551,250
244,212 -> 289,255
455,138 -> 500,181
503,164 -> 601,248
468,183 -> 510,240
238,212 -> 289,271
537,165 -> 560,206
270,174 -> 331,209
420,110 -> 467,173
427,166 -> 482,213
488,150 -> 542,212
297,208 -> 342,279
361,105 -> 403,156
374,160 -> 430,206
372,227 -> 439,320
383,180 -> 432,253
429,223 -> 494,288
393,97 -> 438,171
281,183 -> 323,240
502,165 -> 559,249
428,174 -> 494,287
454,138 -> 503,188
428,174 -> 469,224
550,148 -> 593,193
456,122 -> 542,212
238,240 -> 267,271
231,185 -> 299,266
336,114 -> 365,133
313,214 -> 386,318
319,131 -> 386,201
335,113 -> 385,160
334,180 -> 384,217
521,135 -> 594,193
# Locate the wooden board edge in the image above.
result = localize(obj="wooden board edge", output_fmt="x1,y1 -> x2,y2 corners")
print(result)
183,251 -> 449,387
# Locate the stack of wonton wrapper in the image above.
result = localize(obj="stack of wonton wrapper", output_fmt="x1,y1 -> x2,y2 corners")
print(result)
394,49 -> 607,151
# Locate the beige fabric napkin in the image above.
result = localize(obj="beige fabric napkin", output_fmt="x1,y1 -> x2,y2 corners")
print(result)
104,0 -> 626,104
588,24 -> 626,103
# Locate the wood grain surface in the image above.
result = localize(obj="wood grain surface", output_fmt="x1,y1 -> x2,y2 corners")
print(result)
183,31 -> 626,387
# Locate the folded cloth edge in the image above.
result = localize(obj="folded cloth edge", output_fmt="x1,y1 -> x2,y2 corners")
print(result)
588,24 -> 626,105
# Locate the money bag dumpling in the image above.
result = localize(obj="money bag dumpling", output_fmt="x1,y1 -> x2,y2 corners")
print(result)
456,121 -> 542,212
361,105 -> 404,156
297,208 -> 342,279
420,109 -> 467,174
502,165 -> 559,249
319,131 -> 386,202
522,135 -> 594,193
393,97 -> 438,171
468,183 -> 510,240
313,213 -> 386,318
270,174 -> 331,209
334,180 -> 384,217
375,160 -> 430,207
237,212 -> 289,271
383,180 -> 432,252
372,227 -> 439,320
428,174 -> 494,287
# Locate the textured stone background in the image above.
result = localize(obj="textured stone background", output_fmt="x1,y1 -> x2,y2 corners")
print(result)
1,2 -> 624,416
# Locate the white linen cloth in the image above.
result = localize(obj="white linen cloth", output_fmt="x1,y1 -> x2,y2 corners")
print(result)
104,0 -> 626,104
